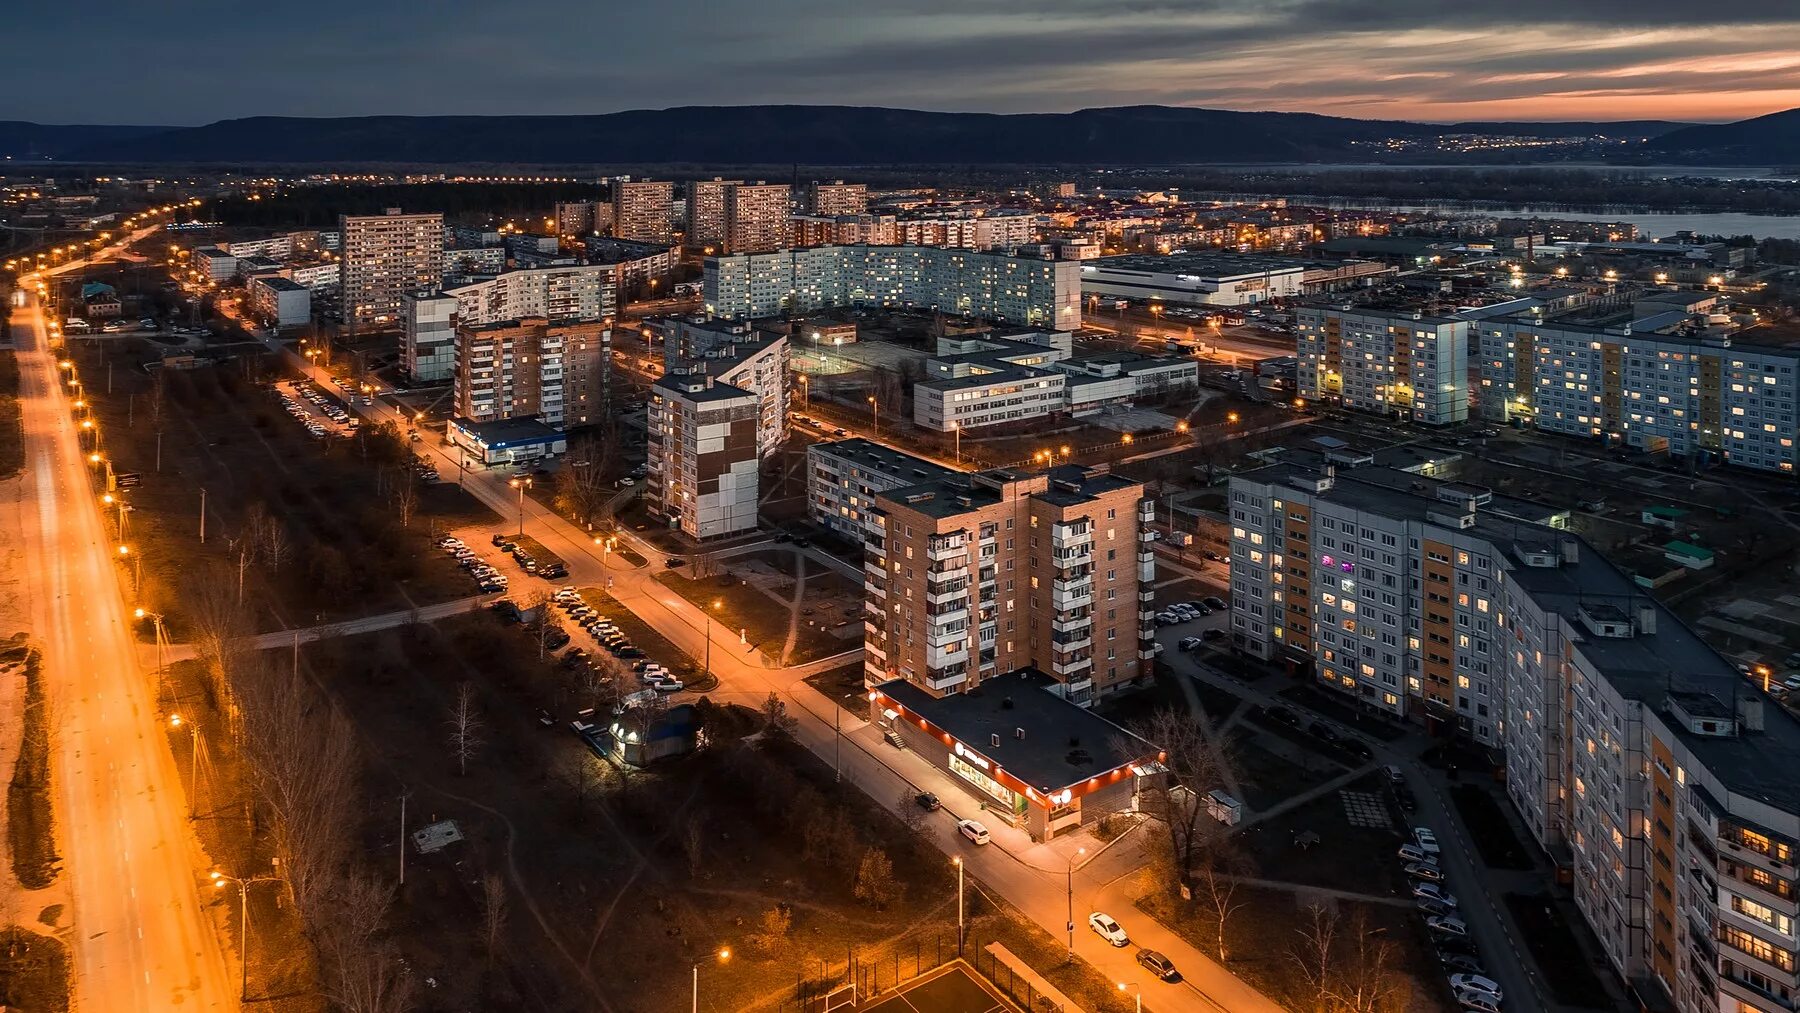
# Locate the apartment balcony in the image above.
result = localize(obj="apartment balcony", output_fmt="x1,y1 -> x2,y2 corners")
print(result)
978,567 -> 997,586
923,666 -> 969,692
926,537 -> 967,562
1050,522 -> 1093,552
865,577 -> 886,600
926,580 -> 970,605
927,616 -> 970,645
1052,633 -> 1093,655
1051,611 -> 1093,634
863,638 -> 887,662
1139,588 -> 1156,604
926,561 -> 969,582
1051,582 -> 1093,612
1052,547 -> 1093,570
1138,501 -> 1156,524
1721,971 -> 1796,1013
1051,654 -> 1093,679
1139,639 -> 1162,660
1064,677 -> 1094,706
864,557 -> 887,581
926,640 -> 970,669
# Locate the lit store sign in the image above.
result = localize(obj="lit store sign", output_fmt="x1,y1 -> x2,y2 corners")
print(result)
953,741 -> 991,771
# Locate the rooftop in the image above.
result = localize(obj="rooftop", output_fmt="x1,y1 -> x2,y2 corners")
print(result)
1089,252 -> 1311,279
873,669 -> 1159,792
447,415 -> 561,449
809,438 -> 962,484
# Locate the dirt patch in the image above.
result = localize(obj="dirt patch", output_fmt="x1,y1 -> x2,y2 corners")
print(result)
0,925 -> 70,1013
6,645 -> 58,890
0,351 -> 21,481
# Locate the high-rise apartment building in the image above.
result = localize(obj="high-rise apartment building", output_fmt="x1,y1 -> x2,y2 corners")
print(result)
452,317 -> 609,429
612,179 -> 674,244
862,465 -> 1155,703
806,438 -> 960,543
1474,315 -> 1800,473
1296,306 -> 1471,425
646,369 -> 761,540
705,245 -> 1082,330
443,264 -> 618,325
554,200 -> 613,238
724,181 -> 792,254
686,178 -> 741,250
1226,455 -> 1800,1013
339,209 -> 444,334
401,293 -> 459,382
807,180 -> 868,216
790,214 -> 899,248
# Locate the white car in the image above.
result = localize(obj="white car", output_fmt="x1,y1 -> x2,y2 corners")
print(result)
957,819 -> 990,845
1413,827 -> 1442,857
1087,912 -> 1129,947
1456,991 -> 1501,1013
1451,974 -> 1503,1002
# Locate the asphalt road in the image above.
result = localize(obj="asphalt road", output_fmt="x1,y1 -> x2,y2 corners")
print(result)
13,253 -> 235,1011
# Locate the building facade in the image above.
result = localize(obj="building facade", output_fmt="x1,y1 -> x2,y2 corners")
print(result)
724,181 -> 792,255
402,293 -> 460,382
806,438 -> 960,543
339,209 -> 445,334
1079,253 -> 1306,307
452,317 -> 609,429
863,466 -> 1156,704
612,180 -> 674,244
646,370 -> 761,539
686,178 -> 740,250
247,276 -> 310,329
1296,306 -> 1471,425
705,245 -> 1082,330
443,263 -> 618,325
1475,317 -> 1800,474
807,180 -> 869,217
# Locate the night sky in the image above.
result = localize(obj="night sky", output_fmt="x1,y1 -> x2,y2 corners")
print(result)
12,0 -> 1800,125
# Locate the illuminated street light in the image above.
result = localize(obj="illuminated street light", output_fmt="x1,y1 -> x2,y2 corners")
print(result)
1228,411 -> 1241,424
692,947 -> 730,1013
211,869 -> 282,1000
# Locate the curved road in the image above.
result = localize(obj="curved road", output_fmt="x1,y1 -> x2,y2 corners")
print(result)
15,250 -> 235,1011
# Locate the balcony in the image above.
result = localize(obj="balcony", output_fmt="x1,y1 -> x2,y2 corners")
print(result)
1051,522 -> 1093,552
1139,589 -> 1156,604
1051,611 -> 1092,634
926,580 -> 970,604
1052,654 -> 1093,678
1051,579 -> 1093,612
923,666 -> 969,692
927,537 -> 967,562
1052,634 -> 1092,655
1052,547 -> 1093,570
1139,638 -> 1162,660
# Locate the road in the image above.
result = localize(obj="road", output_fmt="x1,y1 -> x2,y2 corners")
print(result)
259,335 -> 1280,1012
13,241 -> 236,1011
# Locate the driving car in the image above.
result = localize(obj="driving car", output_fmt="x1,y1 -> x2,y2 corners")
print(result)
1087,912 -> 1129,947
957,819 -> 990,845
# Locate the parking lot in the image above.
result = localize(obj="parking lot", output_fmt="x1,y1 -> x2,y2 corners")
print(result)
274,378 -> 359,439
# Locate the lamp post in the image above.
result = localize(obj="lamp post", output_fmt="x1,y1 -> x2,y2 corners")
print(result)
953,857 -> 966,956
1065,846 -> 1086,961
692,947 -> 729,1013
211,869 -> 282,1000
135,607 -> 167,672
867,395 -> 878,437
952,421 -> 961,466
797,373 -> 809,410
509,476 -> 532,535
1118,982 -> 1141,1013
168,712 -> 200,816
704,599 -> 722,680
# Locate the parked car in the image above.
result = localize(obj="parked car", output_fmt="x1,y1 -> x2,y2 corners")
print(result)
1413,827 -> 1442,857
1308,721 -> 1338,742
1179,636 -> 1202,651
1398,843 -> 1433,864
1087,912 -> 1129,947
915,792 -> 940,811
1427,915 -> 1468,938
1439,953 -> 1485,975
1404,862 -> 1443,882
957,819 -> 990,845
1201,628 -> 1226,641
1267,706 -> 1300,727
1455,991 -> 1501,1013
1416,897 -> 1455,918
1451,975 -> 1503,1002
1412,882 -> 1457,907
1135,948 -> 1179,981
1340,739 -> 1373,761
1202,596 -> 1226,610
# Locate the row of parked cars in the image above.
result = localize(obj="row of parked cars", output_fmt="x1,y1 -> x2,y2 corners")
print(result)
550,587 -> 654,669
1154,596 -> 1225,627
490,533 -> 568,580
1396,820 -> 1505,1013
277,381 -> 355,439
438,536 -> 509,593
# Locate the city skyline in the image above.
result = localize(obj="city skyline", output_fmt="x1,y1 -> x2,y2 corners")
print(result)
8,0 -> 1800,125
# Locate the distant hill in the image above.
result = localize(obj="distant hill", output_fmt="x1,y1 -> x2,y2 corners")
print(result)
47,105 -> 1692,166
0,121 -> 175,160
1645,107 -> 1800,163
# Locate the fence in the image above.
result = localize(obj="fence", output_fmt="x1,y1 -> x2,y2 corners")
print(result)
793,930 -> 1068,1012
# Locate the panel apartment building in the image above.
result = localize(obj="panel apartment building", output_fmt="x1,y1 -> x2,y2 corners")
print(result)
403,264 -> 617,384
339,209 -> 444,334
1227,457 -> 1800,1013
705,245 -> 1082,331
863,465 -> 1156,705
647,331 -> 789,540
807,181 -> 869,216
1295,306 -> 1471,425
1474,315 -> 1800,474
806,438 -> 960,544
686,178 -> 739,250
612,179 -> 674,244
452,317 -> 609,429
724,181 -> 791,254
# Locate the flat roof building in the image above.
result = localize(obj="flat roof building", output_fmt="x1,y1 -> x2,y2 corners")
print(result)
806,438 -> 962,543
340,209 -> 444,335
1296,306 -> 1471,425
1080,253 -> 1307,306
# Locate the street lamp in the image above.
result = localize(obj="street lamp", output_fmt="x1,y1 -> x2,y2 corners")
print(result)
1118,982 -> 1141,1013
168,712 -> 201,815
135,607 -> 167,672
867,395 -> 878,437
211,869 -> 282,1000
953,857 -> 966,956
951,421 -> 961,466
1065,846 -> 1086,961
1227,411 -> 1240,425
509,476 -> 533,535
692,947 -> 729,1013
704,598 -> 723,680
797,373 -> 809,410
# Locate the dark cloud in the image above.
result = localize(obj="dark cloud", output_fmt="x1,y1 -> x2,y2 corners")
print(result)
0,0 -> 1795,123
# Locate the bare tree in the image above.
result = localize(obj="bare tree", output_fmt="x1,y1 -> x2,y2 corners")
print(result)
555,431 -> 620,529
394,476 -> 418,530
897,788 -> 927,834
750,904 -> 792,956
481,871 -> 508,965
446,681 -> 484,777
319,873 -> 414,1013
190,566 -> 251,718
1289,901 -> 1339,1013
1195,835 -> 1251,963
1331,906 -> 1408,1013
681,816 -> 706,878
1125,706 -> 1240,894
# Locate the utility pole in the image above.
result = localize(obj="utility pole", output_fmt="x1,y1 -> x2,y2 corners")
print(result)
199,487 -> 206,544
398,790 -> 410,886
834,704 -> 842,782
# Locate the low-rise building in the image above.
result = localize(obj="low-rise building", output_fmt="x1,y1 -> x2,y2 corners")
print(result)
1080,252 -> 1306,306
1055,353 -> 1199,417
194,246 -> 237,282
446,415 -> 567,468
247,275 -> 310,329
869,670 -> 1161,842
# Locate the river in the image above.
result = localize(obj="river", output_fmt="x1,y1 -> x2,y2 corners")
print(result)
1318,203 -> 1800,240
